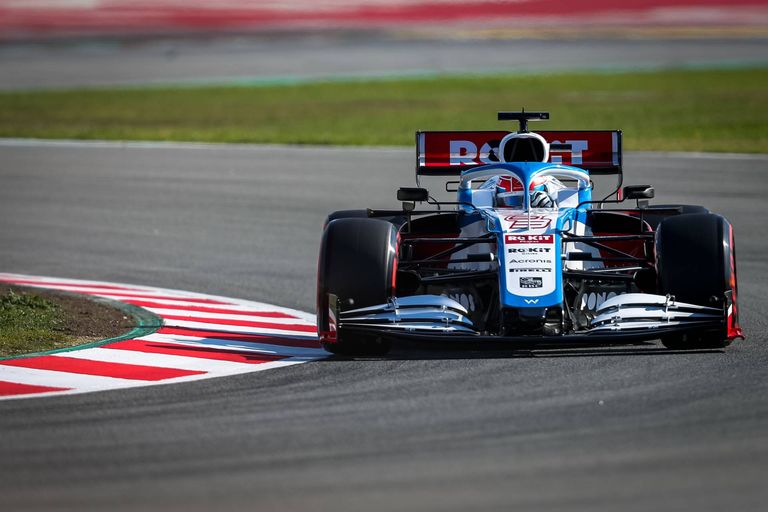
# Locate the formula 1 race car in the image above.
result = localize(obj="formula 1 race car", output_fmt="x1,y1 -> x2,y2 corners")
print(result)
317,111 -> 743,355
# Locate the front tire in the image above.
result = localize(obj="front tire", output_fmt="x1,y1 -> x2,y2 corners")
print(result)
655,213 -> 738,349
317,218 -> 397,356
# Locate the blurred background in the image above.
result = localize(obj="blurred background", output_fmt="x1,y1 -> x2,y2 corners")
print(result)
3,0 -> 768,39
0,1 -> 766,152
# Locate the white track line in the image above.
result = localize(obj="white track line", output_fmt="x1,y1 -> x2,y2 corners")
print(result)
0,138 -> 406,153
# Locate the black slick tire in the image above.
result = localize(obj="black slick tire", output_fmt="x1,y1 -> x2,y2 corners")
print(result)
655,213 -> 737,350
317,218 -> 397,356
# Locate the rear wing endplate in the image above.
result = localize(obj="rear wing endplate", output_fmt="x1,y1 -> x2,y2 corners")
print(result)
416,130 -> 622,176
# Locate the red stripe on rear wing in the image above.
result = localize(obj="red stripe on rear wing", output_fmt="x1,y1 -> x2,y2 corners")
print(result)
416,130 -> 622,176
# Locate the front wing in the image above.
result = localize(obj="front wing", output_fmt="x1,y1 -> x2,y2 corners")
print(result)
331,293 -> 735,347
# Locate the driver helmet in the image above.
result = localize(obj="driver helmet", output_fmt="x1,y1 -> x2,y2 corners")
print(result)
492,176 -> 525,208
493,175 -> 564,209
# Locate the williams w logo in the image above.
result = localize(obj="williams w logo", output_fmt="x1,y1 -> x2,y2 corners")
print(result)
523,299 -> 539,304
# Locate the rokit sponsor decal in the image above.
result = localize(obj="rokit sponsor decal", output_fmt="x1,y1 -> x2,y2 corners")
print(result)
508,247 -> 552,253
505,234 -> 553,244
416,130 -> 621,175
444,139 -> 589,167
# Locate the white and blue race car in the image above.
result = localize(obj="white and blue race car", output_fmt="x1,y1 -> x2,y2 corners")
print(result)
317,111 -> 743,355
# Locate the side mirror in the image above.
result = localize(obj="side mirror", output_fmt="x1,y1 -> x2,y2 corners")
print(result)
623,185 -> 655,200
397,187 -> 429,202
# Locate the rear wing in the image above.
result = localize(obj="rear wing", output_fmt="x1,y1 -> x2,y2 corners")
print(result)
416,130 -> 622,176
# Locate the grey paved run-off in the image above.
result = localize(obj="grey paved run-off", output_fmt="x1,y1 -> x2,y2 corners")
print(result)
1,35 -> 767,89
0,143 -> 767,511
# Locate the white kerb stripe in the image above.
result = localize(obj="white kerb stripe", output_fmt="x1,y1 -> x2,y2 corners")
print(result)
52,348 -> 256,373
0,366 -> 159,390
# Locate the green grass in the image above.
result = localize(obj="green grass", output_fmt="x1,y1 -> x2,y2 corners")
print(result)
0,290 -> 73,357
1,68 -> 767,152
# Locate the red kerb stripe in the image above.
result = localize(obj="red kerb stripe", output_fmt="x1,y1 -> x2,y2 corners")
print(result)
157,327 -> 321,349
161,314 -> 316,333
104,339 -> 286,363
0,380 -> 71,396
1,356 -> 205,381
121,299 -> 298,319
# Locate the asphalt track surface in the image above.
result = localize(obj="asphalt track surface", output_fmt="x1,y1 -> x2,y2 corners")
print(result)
1,141 -> 767,511
1,35 -> 767,90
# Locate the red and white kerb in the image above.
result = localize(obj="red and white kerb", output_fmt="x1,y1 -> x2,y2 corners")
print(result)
0,274 -> 325,400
